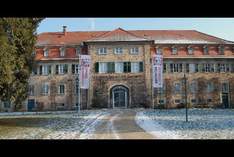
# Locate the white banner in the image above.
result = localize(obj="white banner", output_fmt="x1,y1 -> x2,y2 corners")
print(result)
79,55 -> 91,89
152,54 -> 163,88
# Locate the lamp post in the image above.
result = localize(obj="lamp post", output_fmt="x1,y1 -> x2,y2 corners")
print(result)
183,73 -> 188,122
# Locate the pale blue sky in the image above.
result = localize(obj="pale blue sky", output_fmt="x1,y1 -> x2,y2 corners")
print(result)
37,18 -> 234,41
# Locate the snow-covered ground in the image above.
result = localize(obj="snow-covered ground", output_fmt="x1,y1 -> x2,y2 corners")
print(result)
0,109 -> 108,139
136,108 -> 234,139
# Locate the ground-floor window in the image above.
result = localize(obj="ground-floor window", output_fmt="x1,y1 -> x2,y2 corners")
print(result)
3,101 -> 11,108
58,84 -> 65,95
41,83 -> 49,95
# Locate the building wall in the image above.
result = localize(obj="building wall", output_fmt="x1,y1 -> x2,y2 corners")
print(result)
27,59 -> 89,111
20,42 -> 234,111
87,42 -> 153,108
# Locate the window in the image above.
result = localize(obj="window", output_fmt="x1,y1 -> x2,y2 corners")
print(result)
76,47 -> 81,56
114,47 -> 123,54
32,67 -> 38,75
3,101 -> 11,108
232,64 -> 234,73
99,62 -> 107,73
226,64 -> 230,72
97,47 -> 107,55
163,64 -> 167,73
207,82 -> 214,93
203,45 -> 209,55
189,64 -> 196,73
32,51 -> 36,56
170,64 -> 182,73
156,47 -> 162,55
218,45 -> 224,55
60,47 -> 65,57
107,62 -> 115,73
131,62 -> 140,73
222,83 -> 229,92
158,99 -> 165,104
204,64 -> 211,72
58,84 -> 65,95
174,83 -> 181,93
76,84 -> 79,95
42,83 -> 49,95
195,64 -> 199,72
186,64 -> 189,73
172,46 -> 178,55
191,99 -> 197,104
72,64 -> 79,74
207,99 -> 212,103
190,81 -> 197,93
115,62 -> 124,73
187,46 -> 193,55
220,64 -> 226,72
175,99 -> 181,104
43,48 -> 49,57
56,64 -> 68,74
39,65 -> 51,75
43,65 -> 51,75
28,85 -> 34,96
123,62 -> 131,73
130,47 -> 139,54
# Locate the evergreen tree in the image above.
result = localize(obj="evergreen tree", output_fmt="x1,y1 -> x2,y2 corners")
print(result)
0,18 -> 43,110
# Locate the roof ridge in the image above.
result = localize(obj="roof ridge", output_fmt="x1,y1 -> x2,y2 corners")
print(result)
193,30 -> 234,44
90,27 -> 149,40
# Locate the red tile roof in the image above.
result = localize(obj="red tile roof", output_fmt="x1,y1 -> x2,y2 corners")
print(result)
36,28 -> 234,46
87,28 -> 150,42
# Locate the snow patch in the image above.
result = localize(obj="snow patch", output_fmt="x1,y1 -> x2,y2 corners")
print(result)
135,111 -> 181,139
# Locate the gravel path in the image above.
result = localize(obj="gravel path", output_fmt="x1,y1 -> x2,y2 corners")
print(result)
81,109 -> 155,139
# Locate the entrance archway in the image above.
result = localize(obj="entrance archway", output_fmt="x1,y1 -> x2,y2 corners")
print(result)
110,85 -> 129,108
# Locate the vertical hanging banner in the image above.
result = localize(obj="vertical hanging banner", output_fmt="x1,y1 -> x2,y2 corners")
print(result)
152,54 -> 163,88
79,55 -> 91,89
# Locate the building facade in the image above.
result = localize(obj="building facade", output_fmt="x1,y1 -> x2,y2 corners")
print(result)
1,27 -> 234,112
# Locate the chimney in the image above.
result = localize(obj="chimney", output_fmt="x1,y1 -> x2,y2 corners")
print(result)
63,26 -> 67,35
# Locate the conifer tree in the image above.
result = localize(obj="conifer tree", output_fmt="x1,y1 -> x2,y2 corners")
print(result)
0,18 -> 43,110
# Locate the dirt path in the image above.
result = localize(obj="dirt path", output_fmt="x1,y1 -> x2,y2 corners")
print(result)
84,109 -> 155,139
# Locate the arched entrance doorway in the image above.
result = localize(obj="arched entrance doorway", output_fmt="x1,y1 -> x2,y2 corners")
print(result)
110,85 -> 129,108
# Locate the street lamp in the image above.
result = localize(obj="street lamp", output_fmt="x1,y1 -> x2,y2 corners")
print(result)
183,73 -> 188,122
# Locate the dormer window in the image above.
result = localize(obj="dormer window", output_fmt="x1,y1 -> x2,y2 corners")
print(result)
60,47 -> 65,57
218,45 -> 224,55
43,48 -> 49,57
203,45 -> 209,55
97,47 -> 107,55
76,47 -> 81,56
114,47 -> 123,54
156,47 -> 162,55
171,46 -> 177,55
187,46 -> 193,55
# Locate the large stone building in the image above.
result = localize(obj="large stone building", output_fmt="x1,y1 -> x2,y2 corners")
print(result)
1,27 -> 234,112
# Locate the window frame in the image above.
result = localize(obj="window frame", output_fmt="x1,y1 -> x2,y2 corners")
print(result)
114,47 -> 123,54
43,48 -> 49,57
42,83 -> 49,95
59,47 -> 66,57
130,47 -> 139,54
97,47 -> 107,55
171,46 -> 178,55
58,84 -> 65,95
